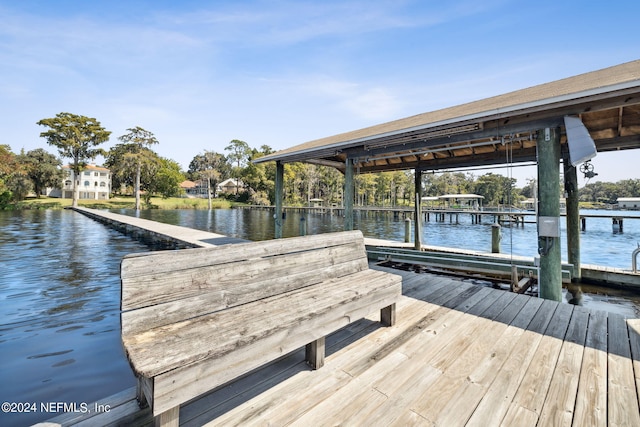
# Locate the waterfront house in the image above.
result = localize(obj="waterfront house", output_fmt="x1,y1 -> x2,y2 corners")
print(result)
179,180 -> 197,196
617,197 -> 640,209
217,178 -> 245,195
180,179 -> 221,197
50,165 -> 111,200
180,179 -> 210,197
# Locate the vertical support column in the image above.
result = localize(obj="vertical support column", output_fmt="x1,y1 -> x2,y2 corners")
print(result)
404,218 -> 412,243
155,407 -> 180,427
537,127 -> 562,301
563,150 -> 582,281
380,303 -> 396,326
299,216 -> 307,236
305,337 -> 325,369
274,161 -> 284,239
344,158 -> 354,231
491,223 -> 501,253
414,168 -> 422,250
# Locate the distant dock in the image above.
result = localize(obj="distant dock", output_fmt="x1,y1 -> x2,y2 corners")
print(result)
237,204 -> 640,230
71,207 -> 247,248
71,207 -> 640,289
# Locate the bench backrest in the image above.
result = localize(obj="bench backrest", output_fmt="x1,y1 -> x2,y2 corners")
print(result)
121,230 -> 368,336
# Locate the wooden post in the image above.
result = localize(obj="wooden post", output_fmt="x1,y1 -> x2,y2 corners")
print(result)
414,168 -> 422,250
344,158 -> 354,231
537,127 -> 562,301
156,407 -> 180,427
404,218 -> 411,243
381,303 -> 396,326
299,216 -> 307,236
305,337 -> 325,369
274,161 -> 284,239
563,150 -> 581,281
491,223 -> 501,253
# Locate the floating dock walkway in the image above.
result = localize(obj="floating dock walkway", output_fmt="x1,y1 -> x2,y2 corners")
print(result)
71,207 -> 248,248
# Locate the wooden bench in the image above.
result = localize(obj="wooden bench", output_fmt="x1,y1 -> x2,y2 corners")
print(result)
120,230 -> 402,426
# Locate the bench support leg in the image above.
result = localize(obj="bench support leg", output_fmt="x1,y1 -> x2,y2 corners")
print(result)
136,377 -> 151,408
306,336 -> 325,369
381,303 -> 396,326
155,406 -> 179,427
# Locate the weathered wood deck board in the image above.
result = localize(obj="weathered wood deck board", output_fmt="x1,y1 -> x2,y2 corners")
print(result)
537,306 -> 589,426
573,308 -> 608,427
44,263 -> 640,427
607,313 -> 640,426
629,319 -> 640,410
501,303 -> 574,426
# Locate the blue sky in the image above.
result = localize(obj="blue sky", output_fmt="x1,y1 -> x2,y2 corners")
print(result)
2,0 -> 639,186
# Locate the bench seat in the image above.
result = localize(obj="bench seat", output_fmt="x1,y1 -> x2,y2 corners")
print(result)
120,230 -> 402,426
125,268 -> 400,379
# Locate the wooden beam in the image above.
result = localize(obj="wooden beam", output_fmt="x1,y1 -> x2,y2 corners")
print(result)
274,161 -> 284,239
414,168 -> 422,250
563,148 -> 581,281
618,106 -> 624,137
306,337 -> 325,369
537,127 -> 562,301
344,158 -> 354,231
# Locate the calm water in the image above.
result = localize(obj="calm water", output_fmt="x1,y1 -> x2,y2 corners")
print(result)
123,207 -> 640,317
1,207 -> 639,426
122,207 -> 640,270
0,210 -> 149,427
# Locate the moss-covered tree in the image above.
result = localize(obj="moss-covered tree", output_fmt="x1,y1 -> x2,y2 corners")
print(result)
37,113 -> 110,207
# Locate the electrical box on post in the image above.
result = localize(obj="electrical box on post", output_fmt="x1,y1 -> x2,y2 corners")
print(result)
538,216 -> 560,237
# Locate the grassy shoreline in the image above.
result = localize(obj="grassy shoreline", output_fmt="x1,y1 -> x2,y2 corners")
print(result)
6,197 -> 617,211
7,196 -> 235,210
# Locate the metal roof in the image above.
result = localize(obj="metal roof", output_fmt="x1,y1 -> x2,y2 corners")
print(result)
256,59 -> 640,173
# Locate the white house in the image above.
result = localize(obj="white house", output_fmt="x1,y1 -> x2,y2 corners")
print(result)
217,178 -> 245,195
54,165 -> 111,200
617,197 -> 640,209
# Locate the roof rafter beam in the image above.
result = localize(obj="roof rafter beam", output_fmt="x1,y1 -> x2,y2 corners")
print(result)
344,117 -> 563,159
618,106 -> 624,137
357,149 -> 538,174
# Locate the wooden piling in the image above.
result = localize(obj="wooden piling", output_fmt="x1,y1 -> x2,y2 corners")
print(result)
537,127 -> 562,302
564,154 -> 581,281
274,161 -> 284,239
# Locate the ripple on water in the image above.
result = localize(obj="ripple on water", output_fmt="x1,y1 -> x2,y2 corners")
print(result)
0,210 -> 148,426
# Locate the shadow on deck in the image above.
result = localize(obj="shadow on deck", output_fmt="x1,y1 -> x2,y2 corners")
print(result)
41,263 -> 640,426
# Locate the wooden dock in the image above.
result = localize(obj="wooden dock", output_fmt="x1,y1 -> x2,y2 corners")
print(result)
70,207 -> 248,248
42,263 -> 640,426
70,207 -> 640,288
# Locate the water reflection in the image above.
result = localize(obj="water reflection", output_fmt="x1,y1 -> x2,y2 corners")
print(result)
0,210 -> 151,427
123,207 -> 640,270
121,207 -> 640,318
2,207 -> 638,426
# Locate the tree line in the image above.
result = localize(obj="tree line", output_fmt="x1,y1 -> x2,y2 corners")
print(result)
1,112 -> 637,209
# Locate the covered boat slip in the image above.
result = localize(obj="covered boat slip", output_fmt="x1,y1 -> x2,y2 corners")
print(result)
255,60 -> 640,172
44,264 -> 640,426
256,59 -> 640,301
